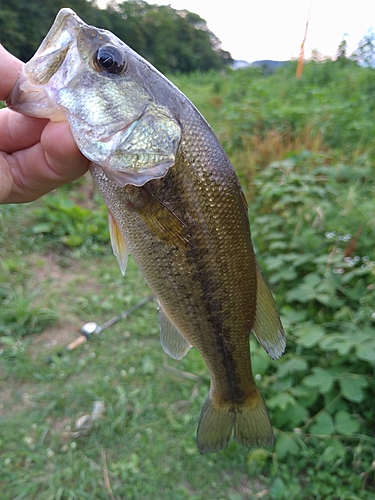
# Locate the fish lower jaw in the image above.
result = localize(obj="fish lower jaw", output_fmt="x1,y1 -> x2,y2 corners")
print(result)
6,76 -> 65,121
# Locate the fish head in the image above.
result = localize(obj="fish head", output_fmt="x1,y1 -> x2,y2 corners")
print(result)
6,8 -> 181,186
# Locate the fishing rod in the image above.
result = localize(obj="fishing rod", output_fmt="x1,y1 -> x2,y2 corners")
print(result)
66,295 -> 155,351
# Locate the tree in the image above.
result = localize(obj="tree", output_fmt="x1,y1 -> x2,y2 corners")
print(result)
334,35 -> 350,66
351,29 -> 375,68
0,0 -> 102,62
0,0 -> 231,72
107,0 -> 232,72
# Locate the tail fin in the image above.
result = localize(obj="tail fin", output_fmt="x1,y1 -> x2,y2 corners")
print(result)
196,391 -> 274,453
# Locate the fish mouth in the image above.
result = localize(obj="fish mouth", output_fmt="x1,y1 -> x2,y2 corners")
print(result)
6,8 -> 83,120
6,72 -> 66,120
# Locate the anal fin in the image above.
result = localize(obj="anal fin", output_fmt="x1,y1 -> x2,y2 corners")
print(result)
253,264 -> 286,360
158,303 -> 192,360
108,211 -> 128,276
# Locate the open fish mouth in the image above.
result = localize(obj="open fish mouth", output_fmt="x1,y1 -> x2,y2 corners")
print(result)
6,71 -> 66,120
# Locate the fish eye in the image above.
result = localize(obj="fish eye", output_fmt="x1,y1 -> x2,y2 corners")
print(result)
94,45 -> 126,74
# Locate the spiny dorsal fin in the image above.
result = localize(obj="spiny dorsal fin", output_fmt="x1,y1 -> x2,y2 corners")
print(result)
158,303 -> 192,360
108,211 -> 128,276
253,264 -> 286,360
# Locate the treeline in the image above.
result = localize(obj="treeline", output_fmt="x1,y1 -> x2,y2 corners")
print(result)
0,0 -> 232,72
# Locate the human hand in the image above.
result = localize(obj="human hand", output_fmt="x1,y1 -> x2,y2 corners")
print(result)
0,45 -> 89,203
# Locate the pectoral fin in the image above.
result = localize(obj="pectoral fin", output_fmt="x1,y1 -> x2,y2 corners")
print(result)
136,186 -> 193,249
108,211 -> 128,276
253,264 -> 286,360
158,303 -> 192,360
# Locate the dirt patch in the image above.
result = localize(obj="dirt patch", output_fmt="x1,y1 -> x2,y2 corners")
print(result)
28,252 -> 81,287
28,322 -> 80,356
0,381 -> 45,417
25,252 -> 93,355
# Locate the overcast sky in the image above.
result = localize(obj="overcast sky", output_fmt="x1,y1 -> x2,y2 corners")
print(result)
99,0 -> 375,62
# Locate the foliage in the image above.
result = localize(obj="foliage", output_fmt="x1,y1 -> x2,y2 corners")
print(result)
27,182 -> 110,251
1,58 -> 375,498
172,60 -> 375,157
0,0 -> 231,72
248,153 -> 375,494
105,0 -> 231,73
352,29 -> 375,68
0,0 -> 100,63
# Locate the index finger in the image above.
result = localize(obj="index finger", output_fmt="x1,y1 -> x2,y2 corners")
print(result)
0,45 -> 23,101
0,45 -> 49,154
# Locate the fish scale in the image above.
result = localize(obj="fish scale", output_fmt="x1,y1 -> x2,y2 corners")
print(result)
6,8 -> 286,453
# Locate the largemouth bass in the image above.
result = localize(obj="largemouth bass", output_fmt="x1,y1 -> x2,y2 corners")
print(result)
6,8 -> 286,453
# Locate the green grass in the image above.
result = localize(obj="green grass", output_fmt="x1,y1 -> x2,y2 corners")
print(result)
0,240 -> 267,499
0,196 -> 270,500
1,60 -> 375,499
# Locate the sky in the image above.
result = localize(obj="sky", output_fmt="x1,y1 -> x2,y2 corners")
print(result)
99,0 -> 375,62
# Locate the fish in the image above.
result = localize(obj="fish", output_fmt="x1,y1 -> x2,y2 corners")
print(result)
6,8 -> 286,453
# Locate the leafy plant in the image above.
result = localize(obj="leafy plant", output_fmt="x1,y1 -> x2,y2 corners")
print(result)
246,151 -> 375,495
28,187 -> 110,251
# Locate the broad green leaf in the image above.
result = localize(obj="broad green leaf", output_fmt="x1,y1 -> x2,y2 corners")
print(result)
251,347 -> 271,376
246,448 -> 270,467
339,374 -> 368,403
279,309 -> 307,328
319,439 -> 346,463
310,411 -> 334,435
296,325 -> 325,348
291,385 -> 318,407
303,367 -> 335,393
291,385 -> 314,398
320,334 -> 353,355
277,357 -> 308,378
275,434 -> 300,458
274,403 -> 309,428
356,341 -> 375,364
286,285 -> 315,303
62,234 -> 84,247
267,393 -> 296,411
335,410 -> 360,435
270,477 -> 286,500
304,273 -> 322,287
315,293 -> 344,308
269,268 -> 298,283
349,329 -> 375,344
269,241 -> 288,251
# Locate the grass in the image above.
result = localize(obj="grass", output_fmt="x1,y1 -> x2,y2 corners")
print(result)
0,237 -> 268,499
